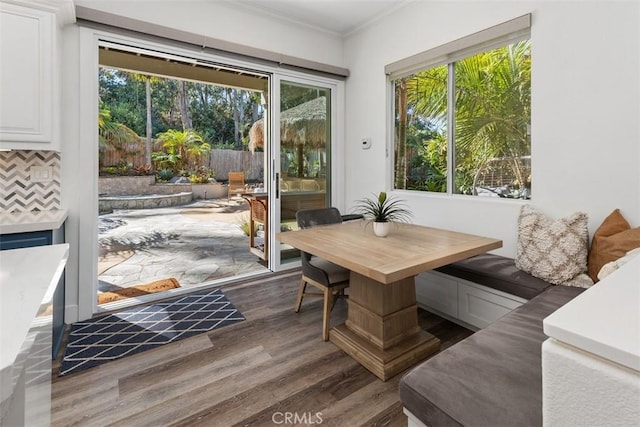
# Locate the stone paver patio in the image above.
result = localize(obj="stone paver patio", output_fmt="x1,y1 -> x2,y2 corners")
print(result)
98,198 -> 269,293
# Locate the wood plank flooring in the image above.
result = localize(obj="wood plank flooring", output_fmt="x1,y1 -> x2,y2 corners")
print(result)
52,271 -> 473,426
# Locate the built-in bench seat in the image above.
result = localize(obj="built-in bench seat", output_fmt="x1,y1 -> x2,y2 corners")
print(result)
400,284 -> 584,427
435,253 -> 553,300
416,253 -> 555,330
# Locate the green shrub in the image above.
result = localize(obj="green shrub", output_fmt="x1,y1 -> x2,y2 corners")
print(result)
157,168 -> 174,182
236,216 -> 255,237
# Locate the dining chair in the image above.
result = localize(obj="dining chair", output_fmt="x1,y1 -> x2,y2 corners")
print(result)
295,207 -> 350,341
227,172 -> 245,202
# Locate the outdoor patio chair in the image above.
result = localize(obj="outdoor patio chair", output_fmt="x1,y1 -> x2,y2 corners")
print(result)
295,207 -> 350,341
227,172 -> 245,202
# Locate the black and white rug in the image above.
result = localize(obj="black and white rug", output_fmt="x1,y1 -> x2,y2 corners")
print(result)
60,288 -> 244,376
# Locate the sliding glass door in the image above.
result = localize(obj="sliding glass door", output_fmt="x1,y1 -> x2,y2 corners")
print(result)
269,77 -> 336,269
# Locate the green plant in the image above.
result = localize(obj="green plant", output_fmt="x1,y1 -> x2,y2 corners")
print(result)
188,166 -> 215,184
156,168 -> 174,182
188,173 -> 210,184
156,129 -> 211,172
236,216 -> 255,237
354,191 -> 412,223
151,151 -> 180,170
102,166 -> 119,175
104,160 -> 133,176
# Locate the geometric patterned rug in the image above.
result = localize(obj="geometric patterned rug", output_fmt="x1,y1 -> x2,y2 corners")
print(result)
59,288 -> 244,376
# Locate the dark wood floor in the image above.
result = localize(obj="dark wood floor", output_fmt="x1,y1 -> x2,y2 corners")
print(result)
51,271 -> 472,427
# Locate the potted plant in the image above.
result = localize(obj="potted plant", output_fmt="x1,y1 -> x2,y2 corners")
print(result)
354,191 -> 412,237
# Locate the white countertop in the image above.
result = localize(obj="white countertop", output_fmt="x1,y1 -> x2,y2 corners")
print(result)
544,255 -> 640,371
0,244 -> 69,372
0,209 -> 67,234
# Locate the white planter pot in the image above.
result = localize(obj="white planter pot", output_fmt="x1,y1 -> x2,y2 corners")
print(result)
373,221 -> 390,237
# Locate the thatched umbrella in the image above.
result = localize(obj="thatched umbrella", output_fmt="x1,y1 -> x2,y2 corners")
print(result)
249,96 -> 327,177
248,96 -> 327,152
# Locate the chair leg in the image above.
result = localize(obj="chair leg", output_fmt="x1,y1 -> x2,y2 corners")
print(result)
322,287 -> 333,341
331,290 -> 339,311
294,279 -> 307,313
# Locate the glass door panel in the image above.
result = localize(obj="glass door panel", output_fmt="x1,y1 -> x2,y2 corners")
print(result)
277,81 -> 332,265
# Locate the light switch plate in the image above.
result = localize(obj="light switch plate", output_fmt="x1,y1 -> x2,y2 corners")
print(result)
30,166 -> 53,183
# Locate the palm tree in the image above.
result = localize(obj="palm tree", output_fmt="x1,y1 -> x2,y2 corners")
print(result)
453,41 -> 531,193
156,129 -> 211,173
130,73 -> 162,167
401,40 -> 531,195
98,101 -> 139,167
394,77 -> 408,189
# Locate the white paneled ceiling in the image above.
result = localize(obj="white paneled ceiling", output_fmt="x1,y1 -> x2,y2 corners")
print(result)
222,0 -> 410,36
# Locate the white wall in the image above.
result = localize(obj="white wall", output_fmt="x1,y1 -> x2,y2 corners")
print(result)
74,0 -> 345,68
344,1 -> 640,256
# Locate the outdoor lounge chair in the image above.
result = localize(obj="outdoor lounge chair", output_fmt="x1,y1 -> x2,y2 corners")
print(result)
227,172 -> 245,202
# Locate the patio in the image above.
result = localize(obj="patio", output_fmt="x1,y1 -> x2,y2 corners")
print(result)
98,197 -> 270,295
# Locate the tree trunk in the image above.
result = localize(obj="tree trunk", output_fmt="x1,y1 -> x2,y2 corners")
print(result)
232,89 -> 241,149
178,80 -> 193,130
145,78 -> 152,167
395,78 -> 408,189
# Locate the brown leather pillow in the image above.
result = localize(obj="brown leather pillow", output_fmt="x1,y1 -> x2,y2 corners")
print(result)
587,209 -> 640,282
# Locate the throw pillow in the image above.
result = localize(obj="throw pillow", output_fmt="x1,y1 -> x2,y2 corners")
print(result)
597,248 -> 640,281
515,205 -> 589,285
587,209 -> 640,282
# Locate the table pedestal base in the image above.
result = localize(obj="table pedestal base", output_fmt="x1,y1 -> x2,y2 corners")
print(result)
329,272 -> 440,381
330,325 -> 439,381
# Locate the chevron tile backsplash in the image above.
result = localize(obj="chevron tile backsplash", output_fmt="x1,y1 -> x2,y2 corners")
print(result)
0,150 -> 61,213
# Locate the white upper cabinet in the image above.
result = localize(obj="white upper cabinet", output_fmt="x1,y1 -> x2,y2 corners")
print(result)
0,1 -> 74,151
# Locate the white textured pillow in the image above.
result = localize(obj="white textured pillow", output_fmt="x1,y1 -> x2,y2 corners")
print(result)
516,205 -> 589,285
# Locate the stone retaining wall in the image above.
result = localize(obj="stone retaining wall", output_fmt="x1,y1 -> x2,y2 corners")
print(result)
99,176 -> 229,200
99,192 -> 193,211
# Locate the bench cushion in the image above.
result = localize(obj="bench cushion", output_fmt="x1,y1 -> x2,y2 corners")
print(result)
399,285 -> 584,427
435,253 -> 553,300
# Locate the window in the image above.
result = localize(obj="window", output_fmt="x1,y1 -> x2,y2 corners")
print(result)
388,15 -> 531,199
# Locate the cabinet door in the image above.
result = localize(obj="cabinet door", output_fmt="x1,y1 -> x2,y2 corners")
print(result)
458,281 -> 524,329
415,271 -> 458,318
0,230 -> 52,250
0,3 -> 54,146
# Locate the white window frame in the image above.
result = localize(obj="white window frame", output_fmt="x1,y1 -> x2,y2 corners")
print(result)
386,14 -> 531,197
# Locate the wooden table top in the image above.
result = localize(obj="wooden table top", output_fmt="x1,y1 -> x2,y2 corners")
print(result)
276,220 -> 502,284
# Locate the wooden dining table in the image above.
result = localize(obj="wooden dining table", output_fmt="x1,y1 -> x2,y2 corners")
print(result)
276,220 -> 502,381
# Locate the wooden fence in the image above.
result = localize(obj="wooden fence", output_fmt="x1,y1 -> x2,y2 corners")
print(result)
100,141 -> 264,182
209,149 -> 264,182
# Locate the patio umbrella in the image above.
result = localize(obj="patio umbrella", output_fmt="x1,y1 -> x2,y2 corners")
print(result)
248,96 -> 328,152
249,96 -> 328,177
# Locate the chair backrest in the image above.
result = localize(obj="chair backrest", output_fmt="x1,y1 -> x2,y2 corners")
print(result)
296,207 -> 342,229
296,207 -> 343,267
228,172 -> 245,190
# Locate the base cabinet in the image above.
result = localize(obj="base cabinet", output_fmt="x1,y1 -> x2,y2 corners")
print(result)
0,228 -> 65,359
415,271 -> 458,318
416,270 -> 526,330
458,282 -> 524,328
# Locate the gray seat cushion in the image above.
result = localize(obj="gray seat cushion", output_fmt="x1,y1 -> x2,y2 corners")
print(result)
399,285 -> 584,427
309,257 -> 349,284
435,253 -> 552,300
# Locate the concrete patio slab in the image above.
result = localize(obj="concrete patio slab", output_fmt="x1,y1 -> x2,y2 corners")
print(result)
98,198 -> 269,293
